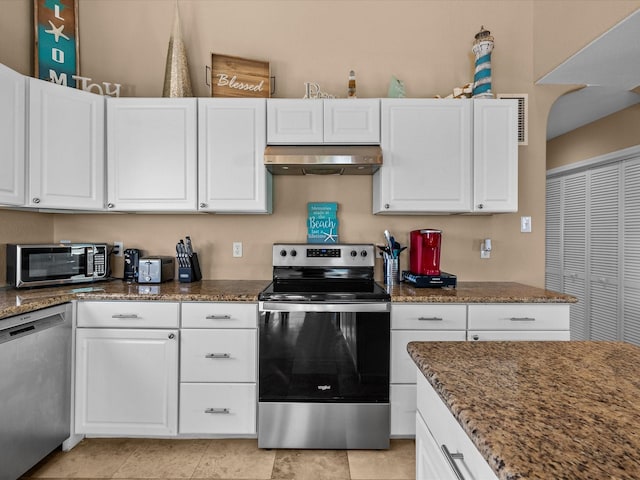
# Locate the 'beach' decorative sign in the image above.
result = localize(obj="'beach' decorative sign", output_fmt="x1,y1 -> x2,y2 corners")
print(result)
34,0 -> 80,87
307,203 -> 339,244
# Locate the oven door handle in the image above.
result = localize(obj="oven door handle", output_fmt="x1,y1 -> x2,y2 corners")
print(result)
259,302 -> 390,313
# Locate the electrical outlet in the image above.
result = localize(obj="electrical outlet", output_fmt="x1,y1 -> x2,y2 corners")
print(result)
521,216 -> 532,233
233,242 -> 243,258
481,249 -> 491,259
113,241 -> 124,256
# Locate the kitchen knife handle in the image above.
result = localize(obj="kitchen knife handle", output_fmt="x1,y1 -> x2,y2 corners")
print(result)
205,353 -> 231,359
206,314 -> 232,320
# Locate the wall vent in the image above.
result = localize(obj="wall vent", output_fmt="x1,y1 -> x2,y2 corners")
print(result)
497,93 -> 528,146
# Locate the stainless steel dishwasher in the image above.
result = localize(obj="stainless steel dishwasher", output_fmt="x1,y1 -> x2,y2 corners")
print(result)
0,303 -> 72,480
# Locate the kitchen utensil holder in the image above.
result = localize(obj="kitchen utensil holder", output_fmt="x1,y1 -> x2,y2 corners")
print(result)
178,252 -> 202,283
384,257 -> 400,286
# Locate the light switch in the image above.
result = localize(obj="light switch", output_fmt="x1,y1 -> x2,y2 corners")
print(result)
521,216 -> 532,233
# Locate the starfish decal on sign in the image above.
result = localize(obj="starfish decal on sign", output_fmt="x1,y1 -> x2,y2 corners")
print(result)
44,20 -> 70,42
323,229 -> 338,243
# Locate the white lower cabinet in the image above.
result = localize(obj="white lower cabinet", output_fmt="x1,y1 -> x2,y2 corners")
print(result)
75,328 -> 179,436
179,302 -> 258,435
467,304 -> 570,341
390,304 -> 466,436
75,301 -> 180,436
416,372 -> 497,480
180,383 -> 256,434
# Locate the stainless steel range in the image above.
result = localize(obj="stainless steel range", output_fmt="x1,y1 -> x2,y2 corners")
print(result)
258,243 -> 391,450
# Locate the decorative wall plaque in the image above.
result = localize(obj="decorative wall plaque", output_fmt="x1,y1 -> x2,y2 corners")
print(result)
307,202 -> 339,244
34,0 -> 80,87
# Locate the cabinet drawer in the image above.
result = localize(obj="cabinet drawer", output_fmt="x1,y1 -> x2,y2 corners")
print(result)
391,384 -> 416,437
179,383 -> 256,434
181,302 -> 257,328
392,304 -> 466,330
181,329 -> 256,382
468,330 -> 571,341
77,301 -> 179,328
417,373 -> 498,479
391,330 -> 466,383
467,304 -> 570,331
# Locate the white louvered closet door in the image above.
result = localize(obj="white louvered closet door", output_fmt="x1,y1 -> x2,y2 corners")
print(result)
545,178 -> 562,292
588,164 -> 621,341
623,158 -> 640,346
562,172 -> 588,340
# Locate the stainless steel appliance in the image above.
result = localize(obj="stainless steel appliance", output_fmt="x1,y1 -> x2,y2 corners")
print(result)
6,243 -> 110,288
137,256 -> 174,283
258,243 -> 391,449
0,303 -> 72,480
264,145 -> 382,175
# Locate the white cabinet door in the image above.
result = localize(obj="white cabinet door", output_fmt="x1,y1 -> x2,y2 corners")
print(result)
75,328 -> 179,436
374,99 -> 472,214
415,412 -> 457,480
198,98 -> 271,213
29,78 -> 105,210
323,99 -> 380,144
391,384 -> 417,437
473,99 -> 518,212
0,63 -> 26,206
267,99 -> 323,144
107,98 -> 197,211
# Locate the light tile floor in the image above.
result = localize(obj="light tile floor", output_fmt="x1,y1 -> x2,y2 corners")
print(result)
21,438 -> 416,480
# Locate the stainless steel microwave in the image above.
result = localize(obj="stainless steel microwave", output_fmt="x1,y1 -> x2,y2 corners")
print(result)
6,243 -> 110,288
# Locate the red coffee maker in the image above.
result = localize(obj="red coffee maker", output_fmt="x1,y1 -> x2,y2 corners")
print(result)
410,229 -> 442,276
404,229 -> 457,288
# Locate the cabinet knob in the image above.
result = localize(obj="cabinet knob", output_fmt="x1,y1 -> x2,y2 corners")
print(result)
477,203 -> 484,209
107,203 -> 115,208
32,197 -> 40,204
168,333 -> 175,339
200,202 -> 207,208
384,203 -> 390,209
472,334 -> 479,341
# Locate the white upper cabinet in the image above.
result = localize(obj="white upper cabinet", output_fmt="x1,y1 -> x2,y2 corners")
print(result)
198,98 -> 271,213
0,64 -> 26,206
473,99 -> 518,212
28,78 -> 105,210
107,98 -> 197,212
267,98 -> 380,144
374,99 -> 472,214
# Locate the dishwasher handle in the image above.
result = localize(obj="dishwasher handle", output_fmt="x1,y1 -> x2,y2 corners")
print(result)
0,312 -> 65,345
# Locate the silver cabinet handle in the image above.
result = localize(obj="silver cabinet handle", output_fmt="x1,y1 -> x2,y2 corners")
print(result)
384,203 -> 390,209
107,203 -> 115,208
477,203 -> 484,209
205,314 -> 232,320
471,334 -> 480,341
111,314 -> 139,319
441,444 -> 467,480
32,197 -> 41,204
205,408 -> 230,414
418,316 -> 443,321
509,317 -> 536,321
200,202 -> 208,208
205,353 -> 230,359
168,333 -> 175,339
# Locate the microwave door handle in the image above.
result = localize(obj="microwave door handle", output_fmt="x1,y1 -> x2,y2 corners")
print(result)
85,246 -> 94,277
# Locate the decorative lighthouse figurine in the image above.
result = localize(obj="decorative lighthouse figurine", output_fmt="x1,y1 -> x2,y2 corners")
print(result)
472,26 -> 494,98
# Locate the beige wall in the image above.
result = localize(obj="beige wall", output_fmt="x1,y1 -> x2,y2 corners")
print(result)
1,1 -> 636,287
547,104 -> 640,170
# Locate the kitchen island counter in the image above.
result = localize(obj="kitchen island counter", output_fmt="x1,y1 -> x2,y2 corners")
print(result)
408,340 -> 640,480
0,279 -> 269,320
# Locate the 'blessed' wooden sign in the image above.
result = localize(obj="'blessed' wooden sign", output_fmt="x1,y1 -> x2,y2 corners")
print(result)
211,54 -> 270,98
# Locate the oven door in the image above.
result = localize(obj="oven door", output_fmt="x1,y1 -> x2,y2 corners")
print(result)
258,301 -> 390,449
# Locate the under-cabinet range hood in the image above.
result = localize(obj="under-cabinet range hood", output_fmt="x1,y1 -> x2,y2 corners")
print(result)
264,145 -> 383,175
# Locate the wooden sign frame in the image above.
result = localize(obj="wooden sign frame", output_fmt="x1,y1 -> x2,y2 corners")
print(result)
210,53 -> 270,98
34,0 -> 80,87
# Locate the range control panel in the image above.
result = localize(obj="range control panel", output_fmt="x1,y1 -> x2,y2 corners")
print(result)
273,244 -> 375,267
